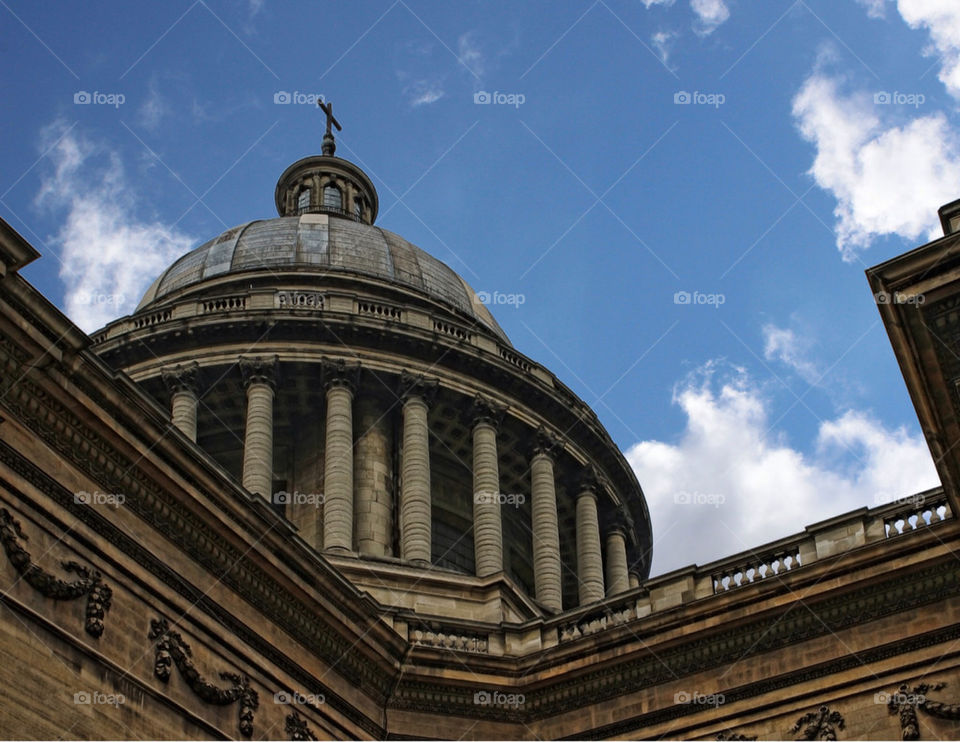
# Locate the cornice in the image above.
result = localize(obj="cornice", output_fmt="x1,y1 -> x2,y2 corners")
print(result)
387,559 -> 960,724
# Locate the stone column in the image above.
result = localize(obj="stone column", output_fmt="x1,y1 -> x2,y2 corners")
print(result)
576,473 -> 605,605
239,356 -> 278,500
605,524 -> 630,596
399,373 -> 437,565
354,395 -> 393,557
322,360 -> 359,553
530,428 -> 562,612
471,395 -> 505,578
161,362 -> 200,442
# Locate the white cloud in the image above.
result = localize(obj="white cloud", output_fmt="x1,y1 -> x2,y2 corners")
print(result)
35,123 -> 195,333
651,30 -> 677,66
642,0 -> 676,6
857,0 -> 887,18
792,72 -> 960,259
627,362 -> 938,575
137,79 -> 169,132
691,0 -> 730,35
762,324 -> 822,386
458,32 -> 485,78
406,80 -> 445,107
897,0 -> 960,100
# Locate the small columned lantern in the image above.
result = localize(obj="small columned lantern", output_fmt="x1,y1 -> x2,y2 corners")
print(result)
273,100 -> 379,224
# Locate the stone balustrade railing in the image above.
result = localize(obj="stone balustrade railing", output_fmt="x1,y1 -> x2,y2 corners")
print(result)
89,287 -> 557,387
385,487 -> 953,658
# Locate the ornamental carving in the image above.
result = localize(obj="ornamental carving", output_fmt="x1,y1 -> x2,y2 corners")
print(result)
239,355 -> 279,389
398,370 -> 438,405
319,357 -> 361,392
791,705 -> 845,740
470,393 -> 506,428
0,507 -> 112,638
285,711 -> 318,741
148,617 -> 259,738
716,731 -> 757,741
531,425 -> 560,458
161,362 -> 200,394
886,682 -> 960,740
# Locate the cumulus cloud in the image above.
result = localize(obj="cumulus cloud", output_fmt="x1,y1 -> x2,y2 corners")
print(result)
792,72 -> 960,259
627,362 -> 938,575
691,0 -> 730,35
34,123 -> 195,332
897,0 -> 960,100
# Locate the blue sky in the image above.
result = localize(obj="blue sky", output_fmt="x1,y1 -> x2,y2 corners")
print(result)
2,0 -> 955,573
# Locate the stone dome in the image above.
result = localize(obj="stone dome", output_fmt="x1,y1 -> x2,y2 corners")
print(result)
136,213 -> 509,343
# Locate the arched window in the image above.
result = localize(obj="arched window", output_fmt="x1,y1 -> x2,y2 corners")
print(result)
354,196 -> 363,220
323,185 -> 342,210
297,188 -> 311,213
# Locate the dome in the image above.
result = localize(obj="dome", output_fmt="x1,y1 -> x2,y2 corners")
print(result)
136,214 -> 510,343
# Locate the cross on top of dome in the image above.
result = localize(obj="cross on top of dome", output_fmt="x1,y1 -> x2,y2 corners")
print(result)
318,100 -> 341,156
273,102 -> 379,223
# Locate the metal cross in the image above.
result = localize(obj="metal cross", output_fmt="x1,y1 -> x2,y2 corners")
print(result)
318,100 -> 342,137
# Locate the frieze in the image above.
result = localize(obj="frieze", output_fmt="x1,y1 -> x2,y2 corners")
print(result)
886,681 -> 960,740
0,507 -> 112,638
285,711 -> 319,740
791,705 -> 845,741
148,617 -> 259,737
0,454 -> 384,738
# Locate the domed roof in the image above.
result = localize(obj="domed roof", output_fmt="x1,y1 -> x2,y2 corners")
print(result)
137,214 -> 509,343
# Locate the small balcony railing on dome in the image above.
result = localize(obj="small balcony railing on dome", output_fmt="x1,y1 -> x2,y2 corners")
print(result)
296,203 -> 364,222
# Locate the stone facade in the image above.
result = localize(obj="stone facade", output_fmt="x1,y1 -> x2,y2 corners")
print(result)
2,152 -> 960,740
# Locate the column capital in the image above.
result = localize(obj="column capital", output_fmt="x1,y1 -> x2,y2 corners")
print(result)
239,355 -> 279,389
398,371 -> 439,405
577,464 -> 603,496
470,394 -> 506,429
162,361 -> 200,394
602,509 -> 631,538
530,425 -> 561,459
320,357 -> 361,393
